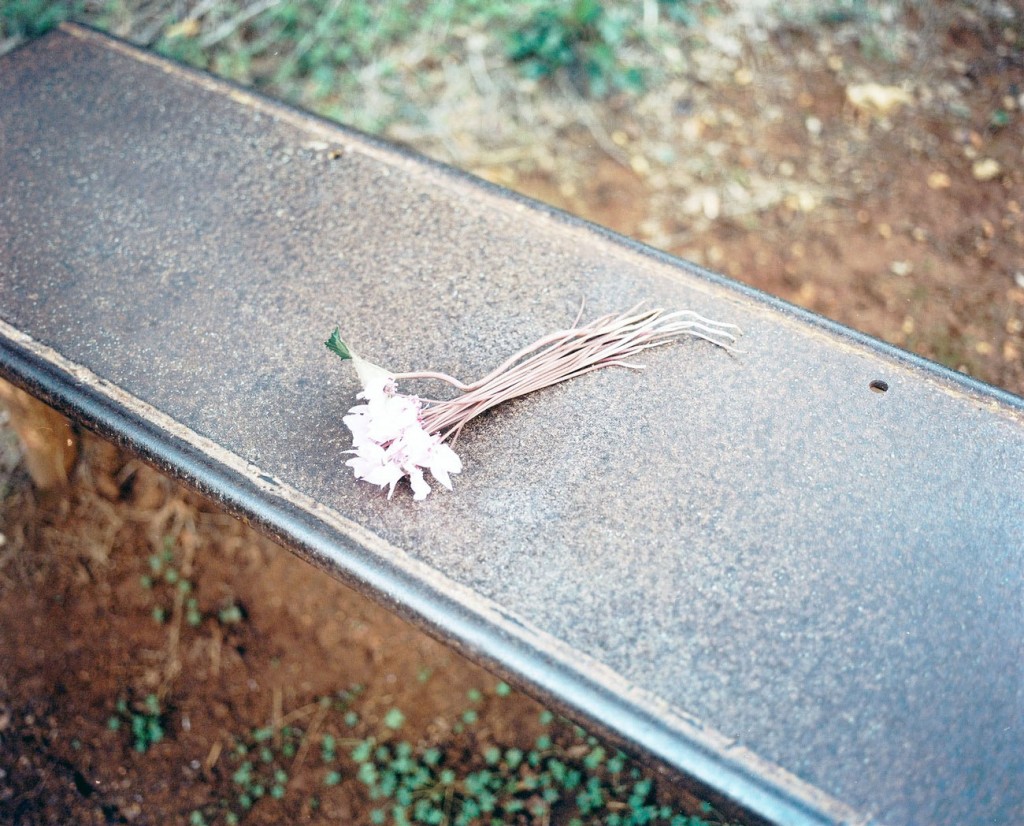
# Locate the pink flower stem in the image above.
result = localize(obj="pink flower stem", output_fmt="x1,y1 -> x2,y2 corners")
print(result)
408,306 -> 740,443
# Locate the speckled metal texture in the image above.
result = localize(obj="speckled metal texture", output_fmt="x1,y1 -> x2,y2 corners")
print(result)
2,26 -> 1022,826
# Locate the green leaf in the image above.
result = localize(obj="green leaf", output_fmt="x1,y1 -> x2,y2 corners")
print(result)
383,708 -> 405,730
325,328 -> 353,361
579,0 -> 604,26
584,746 -> 606,770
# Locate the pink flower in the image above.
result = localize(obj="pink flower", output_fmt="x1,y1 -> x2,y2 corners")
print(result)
343,377 -> 462,500
327,304 -> 739,502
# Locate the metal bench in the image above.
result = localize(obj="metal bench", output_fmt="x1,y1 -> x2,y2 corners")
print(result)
2,24 -> 1022,826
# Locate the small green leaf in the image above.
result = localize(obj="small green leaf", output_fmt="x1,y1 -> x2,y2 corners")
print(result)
325,328 -> 352,361
584,746 -> 606,770
351,739 -> 373,763
383,708 -> 405,730
232,763 -> 253,786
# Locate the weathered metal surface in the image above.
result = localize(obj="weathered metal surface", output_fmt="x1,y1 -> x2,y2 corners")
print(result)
1,26 -> 1022,826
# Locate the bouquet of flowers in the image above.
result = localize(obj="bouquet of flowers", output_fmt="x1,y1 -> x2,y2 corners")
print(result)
327,305 -> 739,500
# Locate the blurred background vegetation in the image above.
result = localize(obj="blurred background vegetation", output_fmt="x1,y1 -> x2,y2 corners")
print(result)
1,0 -> 710,131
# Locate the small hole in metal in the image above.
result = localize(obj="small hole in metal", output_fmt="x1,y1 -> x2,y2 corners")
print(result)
870,380 -> 889,394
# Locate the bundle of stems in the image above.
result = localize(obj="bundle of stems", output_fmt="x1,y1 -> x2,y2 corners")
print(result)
391,305 -> 740,443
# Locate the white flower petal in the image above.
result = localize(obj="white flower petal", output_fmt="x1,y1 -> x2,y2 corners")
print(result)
343,411 -> 371,444
352,355 -> 395,395
344,386 -> 458,502
400,426 -> 435,466
430,465 -> 452,490
432,442 -> 462,474
409,467 -> 431,500
365,394 -> 421,443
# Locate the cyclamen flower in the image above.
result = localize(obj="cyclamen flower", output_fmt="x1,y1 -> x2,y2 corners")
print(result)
342,377 -> 462,501
327,305 -> 739,501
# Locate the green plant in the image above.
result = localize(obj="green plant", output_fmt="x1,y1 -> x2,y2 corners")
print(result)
350,683 -> 730,826
217,602 -> 244,624
815,0 -> 877,26
154,30 -> 208,68
107,693 -> 165,753
227,725 -> 300,813
101,673 -> 734,825
506,0 -> 643,97
209,686 -> 364,823
140,536 -> 243,629
140,536 -> 194,624
0,0 -> 79,39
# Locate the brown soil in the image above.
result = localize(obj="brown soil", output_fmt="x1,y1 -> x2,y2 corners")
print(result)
1,2 -> 1022,825
0,436 -> 497,823
489,5 -> 1024,394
